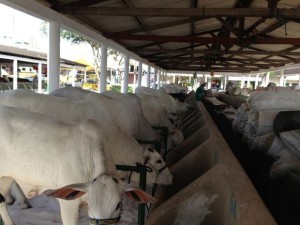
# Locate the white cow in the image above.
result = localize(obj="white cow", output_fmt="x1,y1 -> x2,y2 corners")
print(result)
51,87 -> 159,142
0,90 -> 173,185
135,93 -> 185,147
134,86 -> 167,96
0,106 -> 155,225
135,87 -> 189,114
50,86 -> 89,101
160,83 -> 188,94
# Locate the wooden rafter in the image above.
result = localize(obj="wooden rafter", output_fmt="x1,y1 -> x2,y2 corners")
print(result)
105,34 -> 300,45
59,7 -> 300,19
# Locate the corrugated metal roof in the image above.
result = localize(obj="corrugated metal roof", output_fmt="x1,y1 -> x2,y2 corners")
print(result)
35,0 -> 300,72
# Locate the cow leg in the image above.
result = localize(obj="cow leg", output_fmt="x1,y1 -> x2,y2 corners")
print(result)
59,198 -> 80,225
0,177 -> 15,225
10,181 -> 31,209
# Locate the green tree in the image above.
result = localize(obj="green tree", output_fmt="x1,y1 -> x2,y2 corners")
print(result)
60,30 -> 124,81
41,22 -> 124,82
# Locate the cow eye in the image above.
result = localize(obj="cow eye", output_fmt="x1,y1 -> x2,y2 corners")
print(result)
171,131 -> 174,135
156,159 -> 162,164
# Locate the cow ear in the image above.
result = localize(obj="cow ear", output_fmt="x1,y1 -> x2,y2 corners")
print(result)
123,187 -> 156,203
43,185 -> 87,200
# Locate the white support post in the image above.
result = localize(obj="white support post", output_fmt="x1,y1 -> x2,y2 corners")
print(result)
280,69 -> 284,86
84,69 -> 87,83
165,71 -> 167,84
207,76 -> 211,89
133,65 -> 137,91
224,76 -> 227,90
266,72 -> 270,86
100,43 -> 107,93
71,68 -> 76,87
247,74 -> 251,88
48,21 -> 60,93
173,74 -> 176,83
153,68 -> 157,89
121,54 -> 129,93
299,74 -> 300,85
137,61 -> 142,87
255,73 -> 259,89
241,75 -> 245,88
147,65 -> 150,87
261,74 -> 266,87
38,63 -> 42,93
13,59 -> 18,90
157,70 -> 161,89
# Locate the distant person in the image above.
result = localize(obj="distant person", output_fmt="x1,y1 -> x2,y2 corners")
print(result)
195,81 -> 207,101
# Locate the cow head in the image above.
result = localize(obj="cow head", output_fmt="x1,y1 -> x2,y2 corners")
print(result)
143,147 -> 173,185
175,101 -> 190,114
170,128 -> 184,145
44,173 -> 155,225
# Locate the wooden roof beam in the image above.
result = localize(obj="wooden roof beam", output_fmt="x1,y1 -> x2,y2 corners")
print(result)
116,19 -> 192,35
216,17 -> 241,37
106,34 -> 300,45
58,0 -> 111,8
149,55 -> 289,64
136,48 -> 300,56
165,66 -> 253,72
59,7 -> 300,19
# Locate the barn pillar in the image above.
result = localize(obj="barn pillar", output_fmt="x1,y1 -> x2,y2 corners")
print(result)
280,69 -> 284,86
173,74 -> 176,83
298,74 -> 300,85
146,65 -> 151,87
153,68 -> 157,89
146,66 -> 150,87
255,73 -> 259,89
224,75 -> 227,90
100,43 -> 107,93
38,63 -> 43,93
121,54 -> 129,93
247,74 -> 251,88
283,75 -> 287,87
48,21 -> 60,93
241,75 -> 245,88
137,61 -> 142,87
207,75 -> 211,89
266,72 -> 270,86
157,70 -> 161,89
13,59 -> 18,90
166,71 -> 168,84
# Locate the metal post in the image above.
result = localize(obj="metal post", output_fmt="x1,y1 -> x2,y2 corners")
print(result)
115,164 -> 147,225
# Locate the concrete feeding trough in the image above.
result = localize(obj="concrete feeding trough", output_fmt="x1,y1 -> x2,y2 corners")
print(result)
146,92 -> 277,225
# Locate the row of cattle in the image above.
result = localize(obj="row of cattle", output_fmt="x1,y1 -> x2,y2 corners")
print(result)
0,86 -> 190,225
